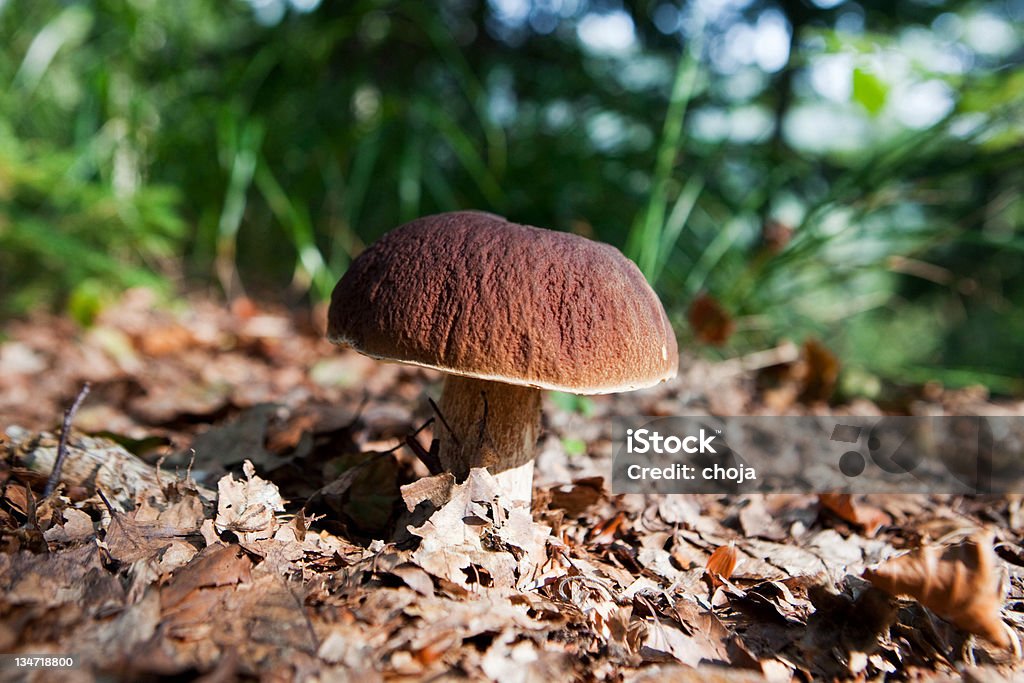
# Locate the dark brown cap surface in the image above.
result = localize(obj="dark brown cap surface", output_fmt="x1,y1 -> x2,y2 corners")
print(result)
327,211 -> 678,394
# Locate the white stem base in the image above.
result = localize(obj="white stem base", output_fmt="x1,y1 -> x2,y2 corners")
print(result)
491,459 -> 535,506
438,375 -> 542,505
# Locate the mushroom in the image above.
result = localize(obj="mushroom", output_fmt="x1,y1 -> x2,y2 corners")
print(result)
327,211 -> 678,504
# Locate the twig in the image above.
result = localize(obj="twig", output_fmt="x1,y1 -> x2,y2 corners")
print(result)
44,382 -> 91,498
23,479 -> 39,530
387,416 -> 435,455
476,390 -> 489,449
346,390 -> 370,428
95,488 -> 117,515
285,580 -> 321,652
403,418 -> 443,475
428,397 -> 460,446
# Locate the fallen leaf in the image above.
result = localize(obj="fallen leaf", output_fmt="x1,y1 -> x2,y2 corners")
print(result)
75,590 -> 161,667
738,581 -> 812,625
761,219 -> 793,254
737,496 -> 788,541
706,543 -> 738,585
819,493 -> 891,537
757,338 -> 839,409
8,427 -> 214,512
864,530 -> 1009,646
43,507 -> 95,544
215,460 -> 286,545
161,544 -> 253,612
401,472 -> 456,513
189,404 -> 280,473
547,477 -> 604,517
391,563 -> 436,596
0,543 -> 124,613
136,322 -> 195,357
799,584 -> 898,671
409,469 -> 549,590
799,339 -> 839,403
103,507 -> 184,564
688,294 -> 735,346
589,512 -> 626,545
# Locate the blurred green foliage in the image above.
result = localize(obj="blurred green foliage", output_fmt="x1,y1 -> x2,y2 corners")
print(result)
1,0 -> 1022,393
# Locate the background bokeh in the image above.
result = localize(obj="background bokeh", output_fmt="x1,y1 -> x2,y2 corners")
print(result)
1,0 -> 1022,394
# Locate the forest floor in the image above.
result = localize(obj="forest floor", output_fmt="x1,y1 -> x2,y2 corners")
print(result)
2,288 -> 1024,682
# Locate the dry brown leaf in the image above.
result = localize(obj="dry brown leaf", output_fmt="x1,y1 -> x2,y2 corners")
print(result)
161,544 -> 253,612
480,631 -> 571,681
547,477 -> 604,517
757,338 -> 839,410
100,486 -> 208,565
738,581 -> 812,625
391,563 -> 436,597
74,590 -> 162,668
154,488 -> 209,531
761,219 -> 793,254
637,547 -> 685,582
190,404 -> 279,472
136,323 -> 195,357
639,621 -> 699,665
0,543 -> 130,643
43,507 -> 96,544
800,584 -> 898,672
706,543 -> 738,584
864,530 -> 1009,646
401,472 -> 456,513
589,511 -> 626,545
688,294 -> 735,346
671,598 -> 733,665
409,469 -> 549,590
819,493 -> 891,537
103,508 -> 183,564
215,460 -> 285,544
266,410 -> 318,453
799,339 -> 839,403
7,426 -> 215,511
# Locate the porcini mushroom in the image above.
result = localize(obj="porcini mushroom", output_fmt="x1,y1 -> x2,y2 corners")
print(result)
327,211 -> 678,504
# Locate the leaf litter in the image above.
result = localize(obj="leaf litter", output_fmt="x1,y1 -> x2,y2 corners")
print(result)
1,292 -> 1024,679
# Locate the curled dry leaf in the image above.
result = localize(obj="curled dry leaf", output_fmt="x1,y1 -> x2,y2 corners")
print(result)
819,493 -> 891,537
799,339 -> 839,403
864,530 -> 1009,647
688,294 -> 735,346
7,426 -> 215,511
103,508 -> 183,564
215,460 -> 286,545
757,338 -> 839,410
43,507 -> 95,544
161,544 -> 253,613
706,543 -> 738,583
409,469 -> 549,590
761,219 -> 794,254
588,511 -> 626,545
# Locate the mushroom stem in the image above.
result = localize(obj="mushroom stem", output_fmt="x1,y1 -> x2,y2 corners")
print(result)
437,374 -> 542,503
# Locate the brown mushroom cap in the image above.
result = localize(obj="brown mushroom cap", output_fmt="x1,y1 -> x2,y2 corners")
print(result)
328,211 -> 678,394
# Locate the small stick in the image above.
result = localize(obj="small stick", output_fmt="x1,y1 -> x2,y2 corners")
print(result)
428,397 -> 460,446
475,390 -> 489,449
23,479 -> 39,530
345,390 -> 370,428
404,418 -> 443,474
95,488 -> 117,515
405,436 -> 443,475
43,382 -> 91,498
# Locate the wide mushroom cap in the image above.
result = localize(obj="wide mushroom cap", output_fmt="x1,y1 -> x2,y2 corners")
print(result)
328,211 -> 678,394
